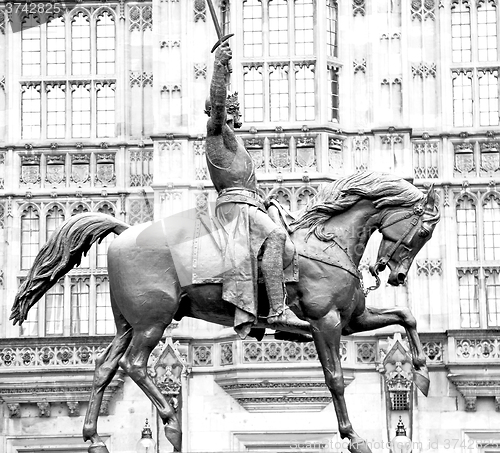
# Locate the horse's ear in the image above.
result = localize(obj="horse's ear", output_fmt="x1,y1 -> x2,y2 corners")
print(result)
425,184 -> 435,209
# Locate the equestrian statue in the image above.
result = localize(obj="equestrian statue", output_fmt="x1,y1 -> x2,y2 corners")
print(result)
10,27 -> 440,453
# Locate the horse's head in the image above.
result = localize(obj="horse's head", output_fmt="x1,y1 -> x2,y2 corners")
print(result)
372,186 -> 439,286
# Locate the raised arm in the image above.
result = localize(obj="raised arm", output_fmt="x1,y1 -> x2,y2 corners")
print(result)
209,42 -> 232,132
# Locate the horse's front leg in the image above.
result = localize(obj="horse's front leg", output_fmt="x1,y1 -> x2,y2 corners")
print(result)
344,306 -> 429,395
310,312 -> 372,453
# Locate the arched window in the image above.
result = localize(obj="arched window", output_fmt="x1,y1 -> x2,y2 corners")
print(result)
96,203 -> 115,268
71,12 -> 91,75
46,205 -> 65,241
96,11 -> 115,75
96,276 -> 114,335
72,204 -> 90,268
21,205 -> 40,269
456,195 -> 477,261
483,195 -> 500,260
45,281 -> 64,335
71,277 -> 90,335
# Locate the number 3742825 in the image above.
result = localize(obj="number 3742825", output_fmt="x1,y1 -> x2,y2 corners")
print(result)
3,2 -> 64,16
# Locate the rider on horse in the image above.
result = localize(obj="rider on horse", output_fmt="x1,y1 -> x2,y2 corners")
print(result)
205,42 -> 309,338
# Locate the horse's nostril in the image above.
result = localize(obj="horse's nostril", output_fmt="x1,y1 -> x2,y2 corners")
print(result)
398,273 -> 406,283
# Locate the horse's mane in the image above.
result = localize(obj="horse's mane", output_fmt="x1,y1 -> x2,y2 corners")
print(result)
291,172 -> 427,237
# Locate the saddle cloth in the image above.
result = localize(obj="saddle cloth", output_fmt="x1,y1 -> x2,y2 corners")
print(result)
191,213 -> 299,285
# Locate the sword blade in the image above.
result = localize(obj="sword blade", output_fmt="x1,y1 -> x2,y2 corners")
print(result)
206,0 -> 223,39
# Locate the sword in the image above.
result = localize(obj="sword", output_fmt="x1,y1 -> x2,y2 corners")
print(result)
206,0 -> 234,72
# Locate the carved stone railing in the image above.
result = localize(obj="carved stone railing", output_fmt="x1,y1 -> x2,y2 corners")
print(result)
0,336 -> 124,418
446,330 -> 500,412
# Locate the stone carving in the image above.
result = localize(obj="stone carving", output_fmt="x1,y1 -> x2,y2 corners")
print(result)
480,142 -> 500,174
192,345 -> 213,366
220,342 -> 233,365
412,62 -> 437,78
96,153 -> 116,186
414,142 -> 439,179
353,0 -> 365,16
381,340 -> 413,411
353,59 -> 366,74
67,401 -> 80,417
130,72 -> 153,88
454,143 -> 475,175
129,5 -> 152,32
464,396 -> 477,412
194,0 -> 206,22
20,155 -> 41,186
7,403 -> 20,417
411,0 -> 436,21
37,402 -> 51,417
194,63 -> 207,79
416,259 -> 442,276
0,75 -> 5,91
46,155 -> 66,186
422,341 -> 443,363
356,342 -> 376,363
71,154 -> 91,185
0,343 -> 106,367
130,149 -> 153,187
456,338 -> 500,360
353,136 -> 369,171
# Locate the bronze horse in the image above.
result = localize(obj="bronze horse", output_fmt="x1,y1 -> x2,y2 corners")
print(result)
11,172 -> 439,453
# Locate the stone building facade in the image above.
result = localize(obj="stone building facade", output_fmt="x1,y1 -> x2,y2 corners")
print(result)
0,0 -> 499,452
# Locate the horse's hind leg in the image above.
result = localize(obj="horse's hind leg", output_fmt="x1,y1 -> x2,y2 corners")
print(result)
311,312 -> 372,453
119,323 -> 182,452
344,306 -> 429,395
83,321 -> 133,453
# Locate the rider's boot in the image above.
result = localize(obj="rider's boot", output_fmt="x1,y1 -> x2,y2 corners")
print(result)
261,230 -> 309,331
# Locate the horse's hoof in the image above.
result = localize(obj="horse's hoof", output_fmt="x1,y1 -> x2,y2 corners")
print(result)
88,444 -> 109,453
165,425 -> 182,452
349,439 -> 372,453
414,366 -> 430,396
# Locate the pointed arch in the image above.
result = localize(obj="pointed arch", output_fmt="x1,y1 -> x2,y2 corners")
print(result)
482,192 -> 500,260
269,187 -> 292,211
45,203 -> 66,241
456,192 -> 478,261
20,204 -> 40,270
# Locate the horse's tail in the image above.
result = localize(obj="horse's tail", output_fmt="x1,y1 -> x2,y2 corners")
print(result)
10,213 -> 130,326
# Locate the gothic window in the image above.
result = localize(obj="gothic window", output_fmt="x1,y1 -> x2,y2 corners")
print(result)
72,12 -> 91,75
456,195 -> 477,261
96,276 -> 114,334
21,15 -> 41,76
486,269 -> 500,326
47,17 -> 65,76
71,277 -> 90,335
295,64 -> 315,121
329,66 -> 339,122
458,269 -> 480,327
483,195 -> 500,260
20,7 -> 117,141
96,203 -> 115,268
46,205 -> 65,240
46,83 -> 66,139
243,65 -> 264,122
96,11 -> 116,75
450,0 -> 499,127
269,65 -> 290,122
21,205 -> 40,270
326,0 -> 338,58
240,1 -> 324,123
21,84 -> 41,139
455,192 -> 500,327
20,302 -> 38,336
45,281 -> 64,335
242,0 -> 263,58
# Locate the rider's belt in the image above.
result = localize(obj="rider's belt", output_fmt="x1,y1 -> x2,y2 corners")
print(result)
217,189 -> 266,212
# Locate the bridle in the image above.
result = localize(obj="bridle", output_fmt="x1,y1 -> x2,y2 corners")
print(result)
365,202 -> 427,293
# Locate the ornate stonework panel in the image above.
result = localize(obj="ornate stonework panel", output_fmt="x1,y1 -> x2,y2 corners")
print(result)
414,141 -> 439,179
